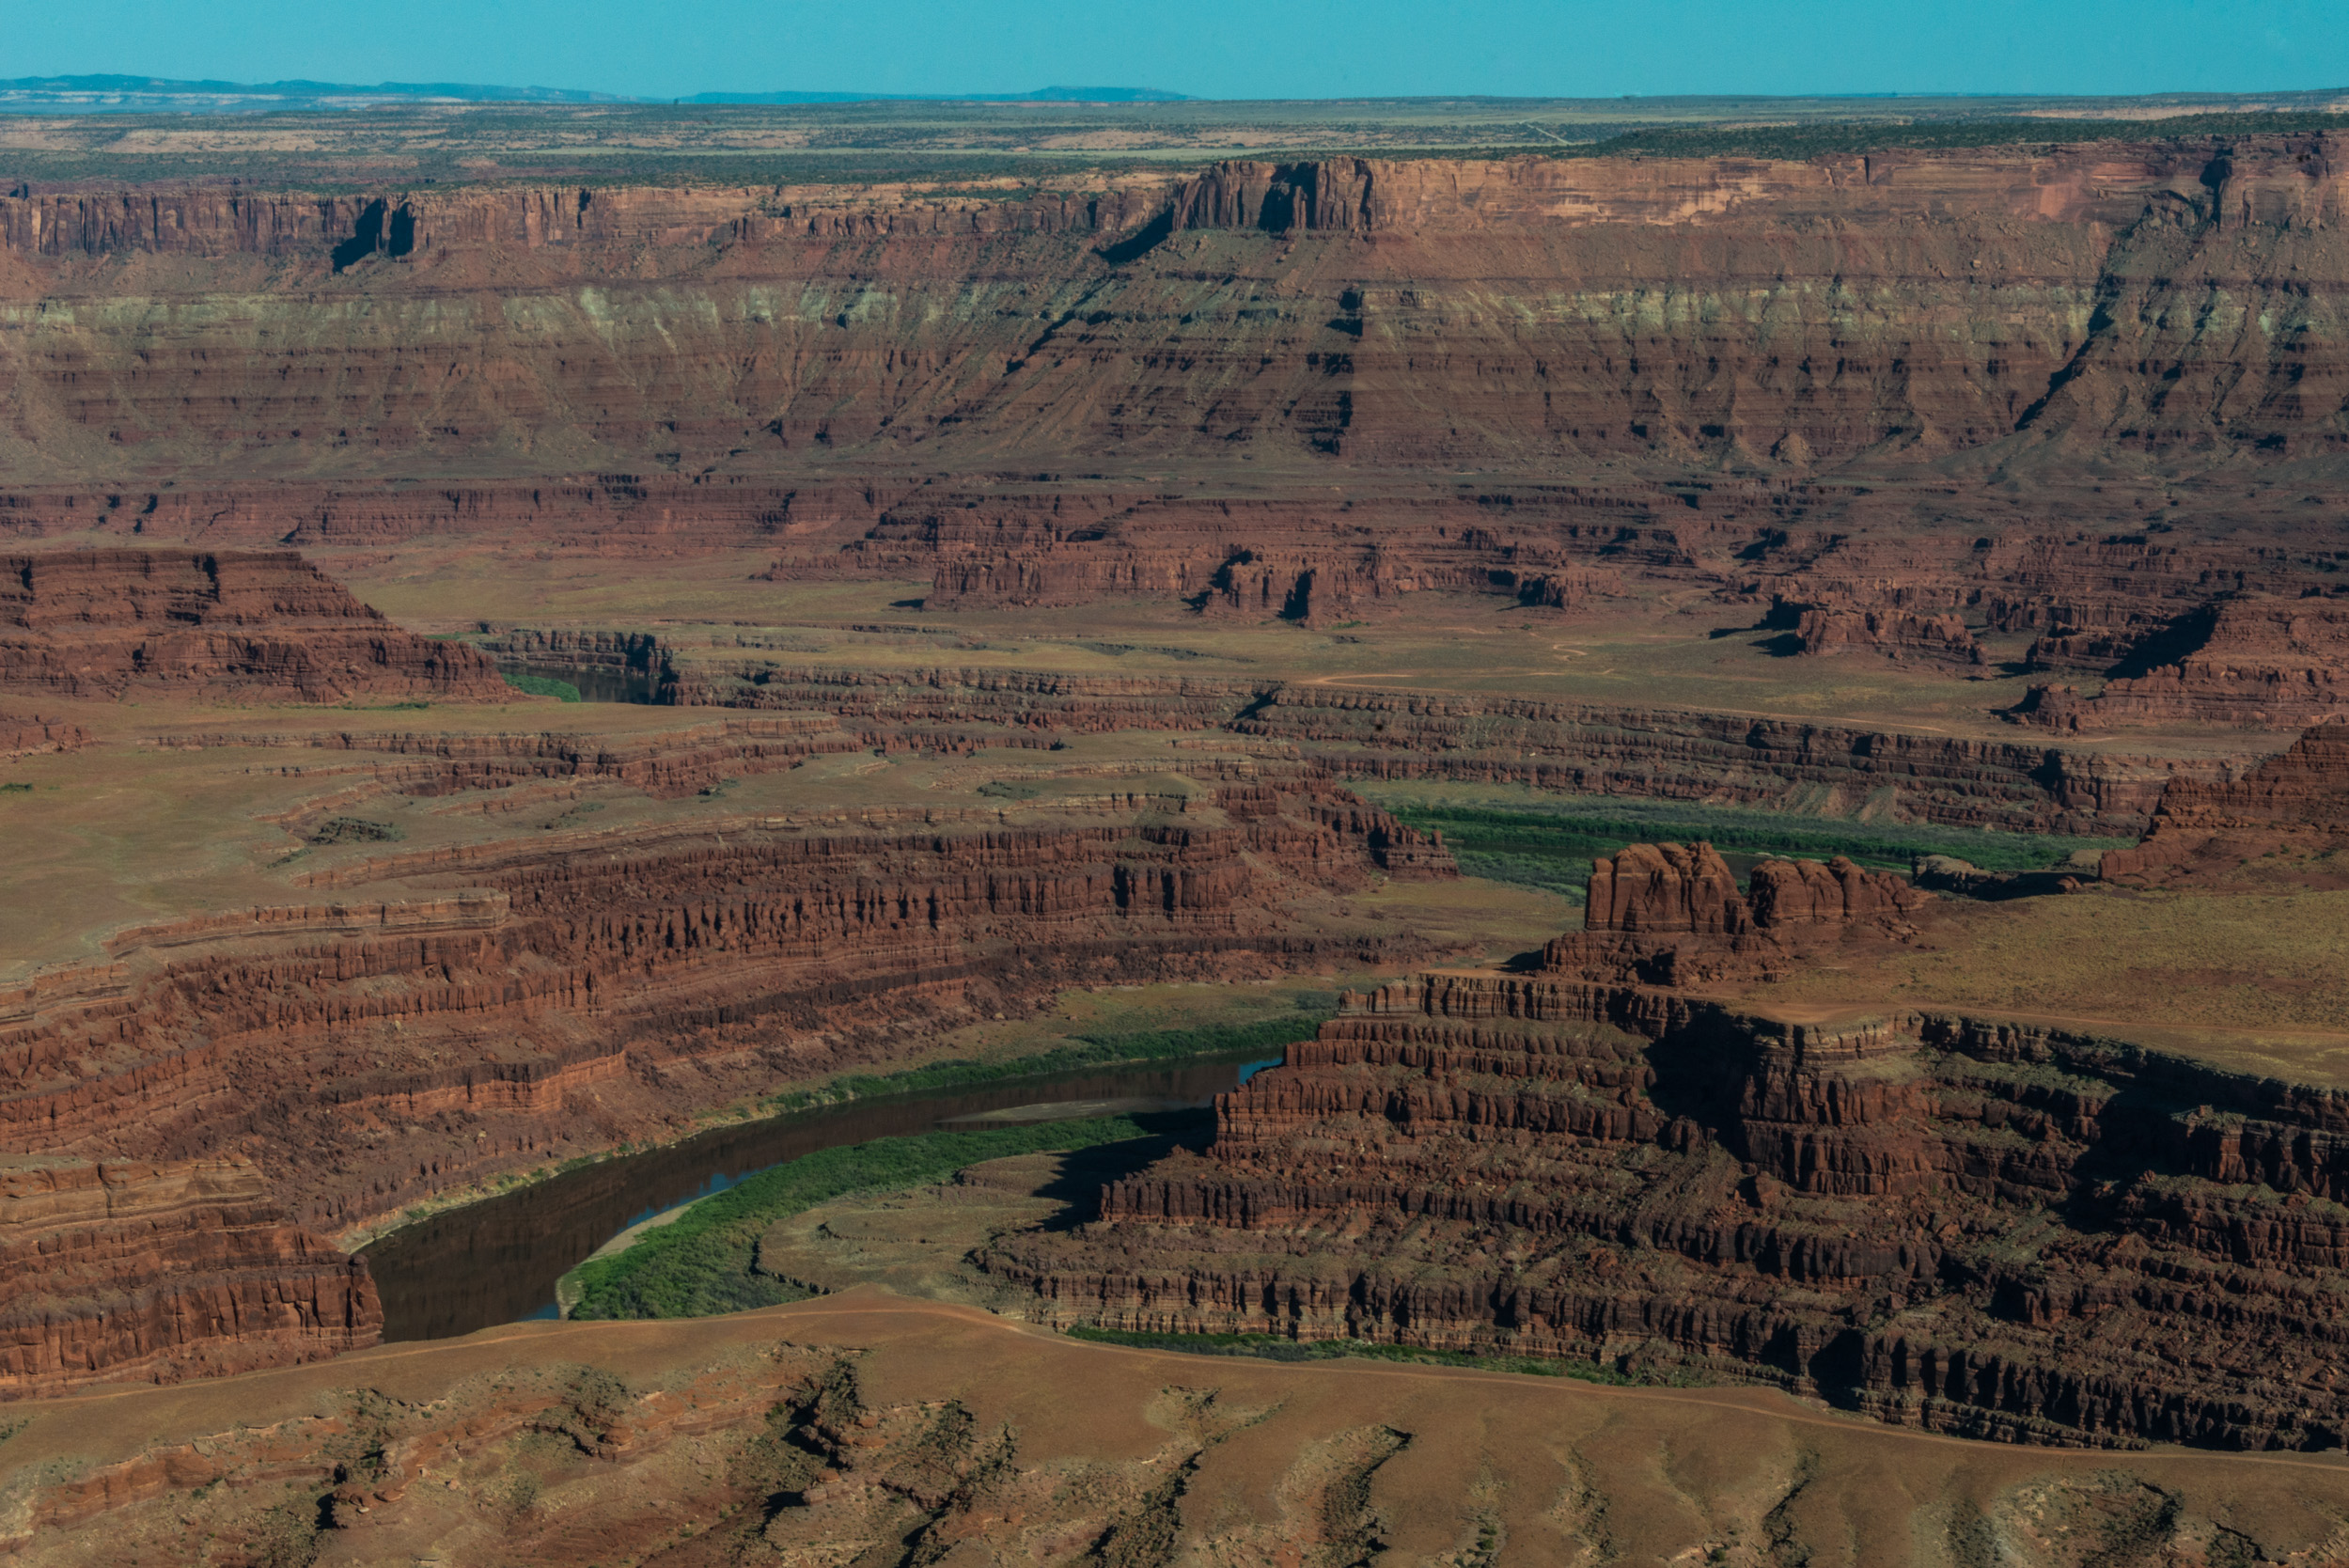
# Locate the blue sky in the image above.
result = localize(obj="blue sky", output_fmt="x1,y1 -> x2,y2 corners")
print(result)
10,0 -> 2345,101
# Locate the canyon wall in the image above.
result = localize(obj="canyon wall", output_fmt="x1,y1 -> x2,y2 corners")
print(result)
0,138 -> 2344,488
0,1154 -> 379,1398
0,761 -> 1440,1395
0,549 -> 509,701
3,139 -> 2347,723
5,134 -> 2348,1421
0,768 -> 1438,1236
991,965 -> 2349,1450
645,658 -> 2232,834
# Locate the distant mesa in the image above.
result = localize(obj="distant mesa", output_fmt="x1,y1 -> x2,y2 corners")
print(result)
0,74 -> 1188,112
0,74 -> 639,109
679,86 -> 1191,105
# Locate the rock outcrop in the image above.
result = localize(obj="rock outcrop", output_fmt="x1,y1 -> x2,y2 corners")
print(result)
0,711 -> 87,756
2100,715 -> 2349,883
1581,840 -> 1750,934
1746,855 -> 1935,926
1543,841 -> 1931,983
992,973 -> 2349,1450
0,1154 -> 380,1398
0,550 -> 509,702
1909,853 -> 2091,902
1793,606 -> 1985,666
2015,597 -> 2349,730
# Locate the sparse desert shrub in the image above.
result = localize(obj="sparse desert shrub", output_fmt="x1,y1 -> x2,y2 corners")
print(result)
502,671 -> 583,701
308,817 -> 406,845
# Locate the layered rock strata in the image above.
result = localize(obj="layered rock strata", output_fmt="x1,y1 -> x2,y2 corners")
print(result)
5,141 -> 2349,481
0,550 -> 508,701
0,763 -> 1438,1393
2100,715 -> 2349,882
2016,597 -> 2349,731
0,770 -> 1442,1239
632,660 -> 2229,835
6,140 -> 2349,722
1542,842 -> 1932,984
992,971 -> 2349,1450
0,1155 -> 380,1397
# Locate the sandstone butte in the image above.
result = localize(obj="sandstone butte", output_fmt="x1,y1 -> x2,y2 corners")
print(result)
986,725 -> 2349,1452
3,119 -> 2349,1532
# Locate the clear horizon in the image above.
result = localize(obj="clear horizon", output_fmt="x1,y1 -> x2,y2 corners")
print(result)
9,0 -> 2346,103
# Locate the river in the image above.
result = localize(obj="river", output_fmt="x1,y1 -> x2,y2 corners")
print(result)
362,1051 -> 1276,1341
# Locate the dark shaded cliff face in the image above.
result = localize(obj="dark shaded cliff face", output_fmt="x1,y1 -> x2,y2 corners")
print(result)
1,139 -> 2346,486
986,976 -> 2349,1451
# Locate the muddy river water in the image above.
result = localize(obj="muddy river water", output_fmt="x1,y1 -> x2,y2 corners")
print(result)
363,1052 -> 1275,1341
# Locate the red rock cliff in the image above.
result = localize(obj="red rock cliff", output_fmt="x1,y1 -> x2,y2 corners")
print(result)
0,1154 -> 380,1399
0,550 -> 510,701
2100,715 -> 2349,881
989,972 -> 2349,1450
0,770 -> 1443,1239
1,139 -> 2345,486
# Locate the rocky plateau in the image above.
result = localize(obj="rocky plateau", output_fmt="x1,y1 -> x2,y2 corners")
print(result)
6,112 -> 2349,1568
2,137 -> 2349,729
988,719 -> 2349,1451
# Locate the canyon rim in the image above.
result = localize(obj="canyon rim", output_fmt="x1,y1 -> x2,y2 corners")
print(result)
7,86 -> 2349,1567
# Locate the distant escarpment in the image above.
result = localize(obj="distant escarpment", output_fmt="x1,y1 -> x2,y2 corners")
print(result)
629,659 -> 2229,836
991,960 -> 2349,1450
0,1154 -> 379,1398
6,141 -> 2349,726
5,138 -> 2349,480
0,550 -> 508,702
